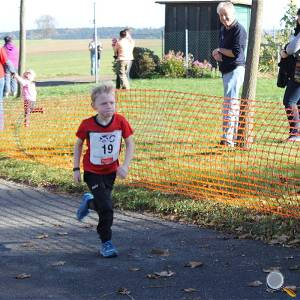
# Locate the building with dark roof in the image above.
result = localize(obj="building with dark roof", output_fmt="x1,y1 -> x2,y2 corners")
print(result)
156,0 -> 252,62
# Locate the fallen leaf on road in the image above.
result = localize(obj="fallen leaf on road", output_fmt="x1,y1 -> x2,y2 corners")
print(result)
154,271 -> 175,277
53,224 -> 63,228
238,233 -> 252,239
147,270 -> 175,279
20,242 -> 35,248
117,287 -> 135,299
183,288 -> 198,293
150,248 -> 170,256
184,261 -> 203,268
36,234 -> 48,239
51,261 -> 66,267
285,255 -> 294,260
247,280 -> 263,287
128,267 -> 140,272
81,224 -> 93,228
56,232 -> 68,236
15,273 -> 31,279
147,274 -> 159,279
263,267 -> 280,273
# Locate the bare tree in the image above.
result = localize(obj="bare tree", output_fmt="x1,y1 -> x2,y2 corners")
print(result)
238,0 -> 264,148
18,0 -> 26,97
35,15 -> 57,39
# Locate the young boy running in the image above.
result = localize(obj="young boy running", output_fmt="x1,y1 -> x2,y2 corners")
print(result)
73,82 -> 134,257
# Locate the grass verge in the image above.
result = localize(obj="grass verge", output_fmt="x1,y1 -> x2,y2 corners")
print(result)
0,155 -> 299,247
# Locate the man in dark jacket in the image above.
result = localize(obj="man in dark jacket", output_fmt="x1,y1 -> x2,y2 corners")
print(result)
212,1 -> 247,147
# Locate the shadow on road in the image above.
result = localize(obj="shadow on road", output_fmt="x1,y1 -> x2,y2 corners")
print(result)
36,80 -> 93,87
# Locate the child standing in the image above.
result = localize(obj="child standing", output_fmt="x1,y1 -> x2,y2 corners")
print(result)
73,82 -> 134,258
13,69 -> 43,127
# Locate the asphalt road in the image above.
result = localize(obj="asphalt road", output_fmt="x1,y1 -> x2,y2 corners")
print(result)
0,179 -> 299,300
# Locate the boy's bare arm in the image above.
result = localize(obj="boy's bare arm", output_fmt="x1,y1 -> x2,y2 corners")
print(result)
73,138 -> 83,183
117,135 -> 134,179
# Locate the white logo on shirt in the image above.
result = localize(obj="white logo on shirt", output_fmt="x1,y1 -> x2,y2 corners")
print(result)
89,130 -> 122,165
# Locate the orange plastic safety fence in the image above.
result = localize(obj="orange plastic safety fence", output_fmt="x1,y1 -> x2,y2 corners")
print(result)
0,89 -> 299,218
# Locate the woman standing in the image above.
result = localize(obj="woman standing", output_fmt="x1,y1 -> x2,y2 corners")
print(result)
281,9 -> 300,142
0,47 -> 9,130
3,36 -> 19,97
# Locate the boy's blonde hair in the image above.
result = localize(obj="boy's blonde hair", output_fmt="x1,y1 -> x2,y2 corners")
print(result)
91,82 -> 115,103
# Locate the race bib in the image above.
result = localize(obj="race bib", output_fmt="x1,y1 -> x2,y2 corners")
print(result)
89,130 -> 122,165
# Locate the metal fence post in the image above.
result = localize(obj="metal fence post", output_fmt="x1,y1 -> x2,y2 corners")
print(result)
93,1 -> 98,83
185,29 -> 189,74
161,30 -> 164,59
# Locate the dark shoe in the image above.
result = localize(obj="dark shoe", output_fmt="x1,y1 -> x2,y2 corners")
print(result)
285,130 -> 300,142
219,140 -> 235,148
286,135 -> 300,142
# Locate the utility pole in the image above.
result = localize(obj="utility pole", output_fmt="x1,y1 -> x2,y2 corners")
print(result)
18,0 -> 26,97
93,1 -> 98,83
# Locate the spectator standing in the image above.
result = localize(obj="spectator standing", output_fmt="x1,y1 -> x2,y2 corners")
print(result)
0,46 -> 15,130
124,28 -> 134,80
280,9 -> 300,142
3,36 -> 19,97
113,29 -> 135,89
212,2 -> 247,147
88,38 -> 103,76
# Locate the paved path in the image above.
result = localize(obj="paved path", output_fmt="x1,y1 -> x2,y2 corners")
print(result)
0,179 -> 299,300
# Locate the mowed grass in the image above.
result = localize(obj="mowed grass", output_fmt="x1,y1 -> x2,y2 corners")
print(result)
1,40 -> 299,243
2,83 -> 299,216
25,39 -> 162,79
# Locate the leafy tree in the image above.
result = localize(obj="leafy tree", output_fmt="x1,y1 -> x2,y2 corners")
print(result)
18,0 -> 26,97
259,1 -> 298,73
35,15 -> 56,39
280,0 -> 298,44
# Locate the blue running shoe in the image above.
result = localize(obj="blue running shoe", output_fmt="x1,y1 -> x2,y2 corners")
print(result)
76,192 -> 94,221
100,240 -> 118,258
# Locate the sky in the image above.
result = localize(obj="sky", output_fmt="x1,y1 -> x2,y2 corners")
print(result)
0,0 -> 300,32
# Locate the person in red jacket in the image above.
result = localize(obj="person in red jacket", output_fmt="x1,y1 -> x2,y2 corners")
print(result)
0,47 -> 15,130
0,47 -> 9,130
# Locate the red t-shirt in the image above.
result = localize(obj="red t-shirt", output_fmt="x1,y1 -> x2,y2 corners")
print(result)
0,47 -> 8,78
76,113 -> 133,174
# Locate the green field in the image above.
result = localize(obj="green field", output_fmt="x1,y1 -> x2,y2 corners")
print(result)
1,39 -> 299,241
25,39 -> 162,79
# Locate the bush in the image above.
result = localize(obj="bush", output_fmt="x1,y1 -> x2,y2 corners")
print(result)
160,51 -> 186,78
112,47 -> 160,79
259,33 -> 281,74
130,47 -> 160,78
188,59 -> 217,78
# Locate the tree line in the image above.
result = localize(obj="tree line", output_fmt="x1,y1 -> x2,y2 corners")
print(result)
0,27 -> 163,40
